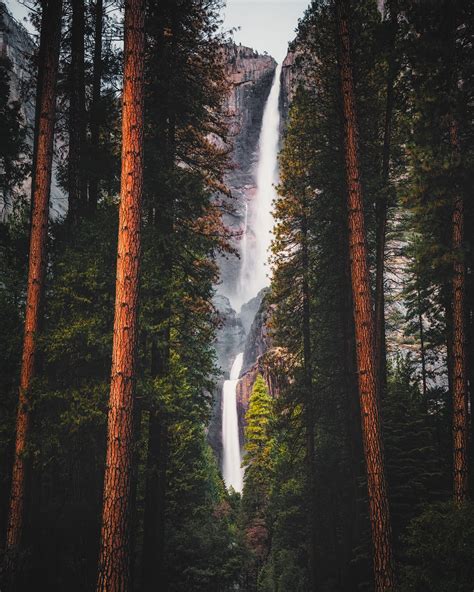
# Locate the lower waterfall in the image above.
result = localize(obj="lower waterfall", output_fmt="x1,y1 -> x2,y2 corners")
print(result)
222,352 -> 244,492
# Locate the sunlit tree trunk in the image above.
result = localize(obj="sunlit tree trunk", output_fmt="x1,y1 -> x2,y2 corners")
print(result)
96,1 -> 145,589
5,0 -> 62,565
450,120 -> 469,504
335,1 -> 395,589
89,0 -> 103,210
68,0 -> 87,220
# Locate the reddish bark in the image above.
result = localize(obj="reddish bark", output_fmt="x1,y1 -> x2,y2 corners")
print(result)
5,0 -> 62,556
96,1 -> 145,589
335,1 -> 395,590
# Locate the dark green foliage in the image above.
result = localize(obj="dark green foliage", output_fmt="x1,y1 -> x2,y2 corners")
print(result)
398,502 -> 474,592
383,357 -> 448,548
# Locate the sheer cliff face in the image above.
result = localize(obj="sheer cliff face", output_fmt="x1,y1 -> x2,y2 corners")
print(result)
0,3 -> 67,219
217,44 -> 276,301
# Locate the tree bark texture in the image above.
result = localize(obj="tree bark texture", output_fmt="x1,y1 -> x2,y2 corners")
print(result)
450,120 -> 469,504
68,0 -> 87,219
89,0 -> 103,210
5,0 -> 62,557
335,1 -> 395,590
96,1 -> 145,590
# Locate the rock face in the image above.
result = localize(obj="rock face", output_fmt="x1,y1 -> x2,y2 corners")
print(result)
240,287 -> 267,335
279,40 -> 308,128
217,44 -> 276,302
280,48 -> 299,124
242,289 -> 271,374
0,2 -> 67,219
213,294 -> 246,377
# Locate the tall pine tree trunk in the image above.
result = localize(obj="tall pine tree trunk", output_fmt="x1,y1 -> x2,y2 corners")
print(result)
96,1 -> 145,589
375,2 -> 397,397
89,0 -> 103,210
5,0 -> 62,562
68,0 -> 87,220
335,1 -> 395,589
450,120 -> 469,504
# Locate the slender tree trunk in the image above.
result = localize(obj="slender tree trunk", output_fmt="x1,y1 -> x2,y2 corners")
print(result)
68,0 -> 87,220
89,0 -> 103,210
301,196 -> 317,591
335,1 -> 395,590
449,120 -> 469,504
417,288 -> 427,400
5,0 -> 62,564
96,1 -> 145,589
375,2 -> 397,397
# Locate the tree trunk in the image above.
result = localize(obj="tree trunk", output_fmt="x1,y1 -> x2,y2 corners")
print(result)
96,1 -> 145,590
301,196 -> 317,591
5,0 -> 62,564
89,0 -> 103,210
449,120 -> 469,504
68,0 -> 87,220
335,1 -> 395,590
417,288 -> 427,400
375,2 -> 397,397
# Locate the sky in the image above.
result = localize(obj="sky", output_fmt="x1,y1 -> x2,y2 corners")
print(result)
7,0 -> 308,63
222,0 -> 308,63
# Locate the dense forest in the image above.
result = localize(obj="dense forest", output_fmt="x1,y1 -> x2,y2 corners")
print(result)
0,0 -> 473,591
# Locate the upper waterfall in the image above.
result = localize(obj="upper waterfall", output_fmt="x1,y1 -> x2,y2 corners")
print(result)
236,64 -> 282,311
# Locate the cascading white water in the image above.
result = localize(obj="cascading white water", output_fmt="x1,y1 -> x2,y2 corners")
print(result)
237,63 -> 282,309
222,352 -> 244,492
221,64 -> 281,492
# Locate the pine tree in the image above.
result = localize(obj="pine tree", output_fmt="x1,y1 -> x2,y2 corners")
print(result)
5,0 -> 62,572
335,0 -> 395,588
67,0 -> 87,220
96,0 -> 145,589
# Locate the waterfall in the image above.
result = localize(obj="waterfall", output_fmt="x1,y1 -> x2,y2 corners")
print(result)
221,64 -> 281,492
222,352 -> 244,492
237,63 -> 281,310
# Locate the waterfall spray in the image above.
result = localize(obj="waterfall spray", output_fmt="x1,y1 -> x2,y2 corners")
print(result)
237,64 -> 281,310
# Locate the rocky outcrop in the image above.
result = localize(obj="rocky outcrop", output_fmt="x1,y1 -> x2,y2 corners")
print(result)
213,294 -> 246,376
279,41 -> 307,127
242,289 -> 271,373
240,287 -> 267,335
0,2 -> 67,219
236,347 -> 291,442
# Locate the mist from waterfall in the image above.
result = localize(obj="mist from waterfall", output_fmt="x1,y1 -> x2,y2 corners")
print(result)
236,64 -> 281,311
222,353 -> 244,492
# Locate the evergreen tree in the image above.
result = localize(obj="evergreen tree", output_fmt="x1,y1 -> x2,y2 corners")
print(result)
5,0 -> 62,578
96,0 -> 145,588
